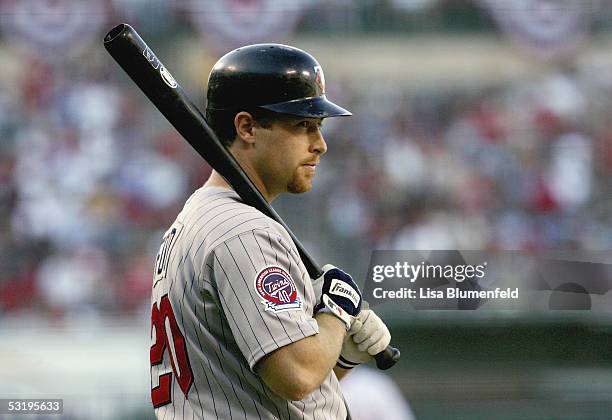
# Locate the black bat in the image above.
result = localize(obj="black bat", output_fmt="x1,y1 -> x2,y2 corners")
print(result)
104,23 -> 399,370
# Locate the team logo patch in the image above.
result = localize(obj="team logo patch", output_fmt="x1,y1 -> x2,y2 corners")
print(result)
255,266 -> 302,312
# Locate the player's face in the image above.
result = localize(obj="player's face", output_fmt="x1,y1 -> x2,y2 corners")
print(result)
253,116 -> 327,197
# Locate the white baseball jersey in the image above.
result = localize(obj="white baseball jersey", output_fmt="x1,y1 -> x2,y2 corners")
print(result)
150,186 -> 348,420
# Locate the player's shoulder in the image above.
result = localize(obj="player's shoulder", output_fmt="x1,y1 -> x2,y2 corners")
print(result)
179,186 -> 288,248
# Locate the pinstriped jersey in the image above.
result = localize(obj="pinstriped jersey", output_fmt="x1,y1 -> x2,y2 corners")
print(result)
150,186 -> 348,420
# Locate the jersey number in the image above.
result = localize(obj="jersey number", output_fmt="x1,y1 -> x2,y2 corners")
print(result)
150,295 -> 194,408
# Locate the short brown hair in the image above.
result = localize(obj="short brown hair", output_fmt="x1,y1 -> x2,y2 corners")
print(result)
205,108 -> 277,148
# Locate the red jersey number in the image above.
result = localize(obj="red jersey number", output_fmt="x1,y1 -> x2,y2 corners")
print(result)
150,295 -> 193,407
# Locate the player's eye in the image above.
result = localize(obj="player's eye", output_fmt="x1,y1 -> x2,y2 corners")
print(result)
297,120 -> 322,131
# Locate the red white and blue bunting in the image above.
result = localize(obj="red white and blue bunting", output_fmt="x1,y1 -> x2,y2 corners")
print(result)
183,0 -> 308,53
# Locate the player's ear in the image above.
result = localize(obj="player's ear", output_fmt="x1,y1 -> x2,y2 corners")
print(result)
234,112 -> 256,145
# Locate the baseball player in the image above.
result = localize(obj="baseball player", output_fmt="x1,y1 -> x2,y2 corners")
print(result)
150,44 -> 391,419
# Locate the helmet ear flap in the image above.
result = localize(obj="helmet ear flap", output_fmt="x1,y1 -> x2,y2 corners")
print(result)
205,43 -> 351,119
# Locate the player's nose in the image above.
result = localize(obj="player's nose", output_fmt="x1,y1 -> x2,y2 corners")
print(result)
310,129 -> 327,155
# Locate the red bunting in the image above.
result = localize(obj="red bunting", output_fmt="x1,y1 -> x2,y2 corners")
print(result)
479,0 -> 595,61
183,0 -> 306,53
0,0 -> 109,59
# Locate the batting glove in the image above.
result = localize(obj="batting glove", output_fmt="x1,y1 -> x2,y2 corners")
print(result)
336,309 -> 391,369
315,264 -> 362,330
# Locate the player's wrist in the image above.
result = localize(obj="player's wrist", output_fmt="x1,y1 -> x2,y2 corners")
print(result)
315,307 -> 352,332
316,295 -> 355,330
336,354 -> 362,370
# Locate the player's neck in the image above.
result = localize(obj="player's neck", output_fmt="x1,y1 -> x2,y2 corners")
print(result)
204,170 -> 277,203
203,171 -> 232,190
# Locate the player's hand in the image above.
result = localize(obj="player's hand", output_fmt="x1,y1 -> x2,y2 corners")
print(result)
315,264 -> 362,330
336,309 -> 391,369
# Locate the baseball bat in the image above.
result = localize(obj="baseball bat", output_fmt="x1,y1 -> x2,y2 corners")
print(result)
104,23 -> 399,370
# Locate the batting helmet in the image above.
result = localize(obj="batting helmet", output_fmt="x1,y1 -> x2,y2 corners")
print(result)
206,43 -> 351,118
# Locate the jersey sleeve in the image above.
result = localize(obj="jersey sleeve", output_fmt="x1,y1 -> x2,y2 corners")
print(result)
209,227 -> 320,370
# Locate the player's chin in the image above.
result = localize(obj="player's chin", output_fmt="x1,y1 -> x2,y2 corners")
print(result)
287,176 -> 313,194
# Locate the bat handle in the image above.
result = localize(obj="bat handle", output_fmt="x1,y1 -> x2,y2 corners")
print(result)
374,345 -> 401,370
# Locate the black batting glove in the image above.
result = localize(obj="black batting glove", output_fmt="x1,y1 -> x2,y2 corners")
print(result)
314,264 -> 362,330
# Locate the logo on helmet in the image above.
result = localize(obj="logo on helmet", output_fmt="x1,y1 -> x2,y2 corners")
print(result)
314,65 -> 325,94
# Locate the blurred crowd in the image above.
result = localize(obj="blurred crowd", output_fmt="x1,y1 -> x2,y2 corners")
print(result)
2,32 -> 612,321
323,71 -> 612,252
0,51 -> 212,319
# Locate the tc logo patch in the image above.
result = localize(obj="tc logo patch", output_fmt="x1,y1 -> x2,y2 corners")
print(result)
255,266 -> 302,312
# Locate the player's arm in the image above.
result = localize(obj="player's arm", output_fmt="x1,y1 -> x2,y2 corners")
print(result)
255,312 -> 346,400
333,365 -> 352,381
255,265 -> 362,401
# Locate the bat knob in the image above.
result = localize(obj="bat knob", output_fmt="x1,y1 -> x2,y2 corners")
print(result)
374,346 -> 401,370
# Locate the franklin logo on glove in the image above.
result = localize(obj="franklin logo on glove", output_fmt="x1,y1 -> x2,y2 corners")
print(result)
330,279 -> 360,307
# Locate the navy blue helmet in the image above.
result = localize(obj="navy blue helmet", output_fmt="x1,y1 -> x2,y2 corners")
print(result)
206,43 -> 351,118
